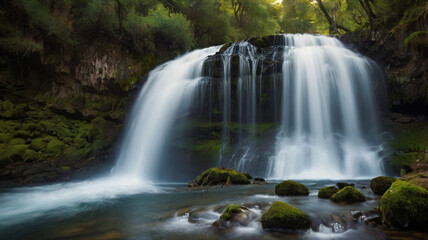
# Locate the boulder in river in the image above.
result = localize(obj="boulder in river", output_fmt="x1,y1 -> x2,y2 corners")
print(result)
252,177 -> 266,184
370,176 -> 396,195
213,204 -> 253,228
380,180 -> 428,230
261,201 -> 311,230
189,167 -> 250,187
336,182 -> 355,189
275,180 -> 309,196
330,186 -> 365,203
318,186 -> 339,199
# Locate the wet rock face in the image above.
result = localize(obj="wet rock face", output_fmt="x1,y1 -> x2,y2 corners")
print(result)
261,201 -> 311,230
275,180 -> 309,196
380,180 -> 428,230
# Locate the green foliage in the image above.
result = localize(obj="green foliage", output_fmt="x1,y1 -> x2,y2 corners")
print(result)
261,201 -> 311,229
380,180 -> 428,230
330,186 -> 365,203
275,180 -> 309,196
318,186 -> 339,199
370,176 -> 397,195
404,31 -> 428,45
220,204 -> 242,221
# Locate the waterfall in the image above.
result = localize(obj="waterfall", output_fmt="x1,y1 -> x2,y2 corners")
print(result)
112,46 -> 221,181
268,34 -> 385,179
213,34 -> 386,179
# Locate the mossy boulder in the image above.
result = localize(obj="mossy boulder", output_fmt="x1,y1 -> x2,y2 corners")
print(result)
330,186 -> 365,203
261,201 -> 311,230
318,186 -> 339,199
275,180 -> 309,196
380,180 -> 428,230
370,176 -> 397,195
213,204 -> 253,228
192,167 -> 250,186
220,204 -> 243,221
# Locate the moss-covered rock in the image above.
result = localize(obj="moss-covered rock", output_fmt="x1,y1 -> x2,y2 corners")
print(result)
192,167 -> 250,186
261,201 -> 311,230
380,180 -> 428,230
370,176 -> 397,195
318,186 -> 339,199
275,180 -> 309,196
330,186 -> 365,203
213,204 -> 253,228
220,204 -> 242,221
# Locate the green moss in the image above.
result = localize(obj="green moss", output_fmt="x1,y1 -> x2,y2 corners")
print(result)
261,201 -> 311,229
194,167 -> 250,186
0,133 -> 13,143
39,120 -> 58,135
3,144 -> 27,163
23,148 -> 39,162
29,138 -> 47,151
370,176 -> 397,195
380,180 -> 428,230
220,204 -> 242,221
404,31 -> 428,45
45,138 -> 65,157
318,186 -> 339,199
73,137 -> 87,149
14,130 -> 31,138
61,166 -> 71,172
390,121 -> 428,169
275,180 -> 309,196
331,186 -> 365,203
8,138 -> 26,145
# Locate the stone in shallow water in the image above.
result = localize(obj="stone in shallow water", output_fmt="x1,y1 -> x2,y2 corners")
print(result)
380,180 -> 428,230
261,201 -> 311,230
330,186 -> 365,203
370,176 -> 396,195
275,180 -> 309,196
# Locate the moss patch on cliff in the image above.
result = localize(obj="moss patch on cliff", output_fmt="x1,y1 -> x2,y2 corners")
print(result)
389,121 -> 428,170
0,98 -> 121,183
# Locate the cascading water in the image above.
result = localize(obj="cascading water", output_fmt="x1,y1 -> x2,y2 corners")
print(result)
209,34 -> 386,179
113,46 -> 221,181
268,34 -> 385,179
